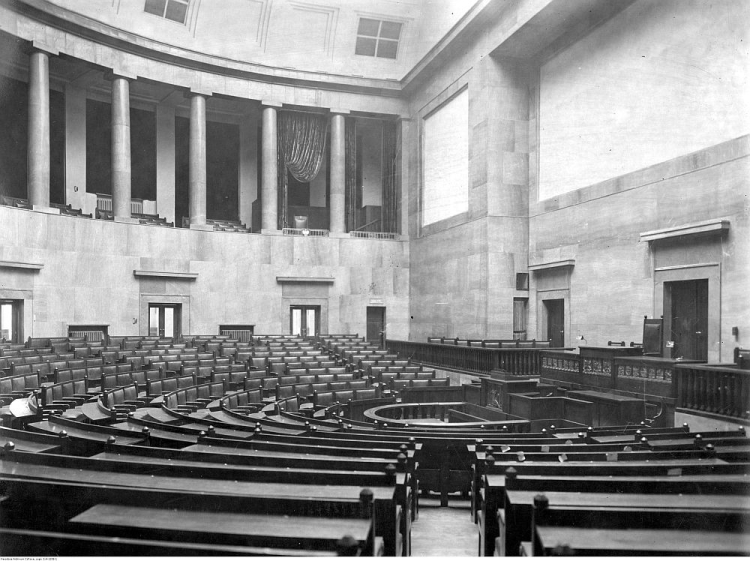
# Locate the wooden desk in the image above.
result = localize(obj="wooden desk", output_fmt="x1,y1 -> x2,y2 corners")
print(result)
505,490 -> 750,556
71,504 -> 373,554
0,461 -> 403,556
565,389 -> 645,426
535,527 -> 750,556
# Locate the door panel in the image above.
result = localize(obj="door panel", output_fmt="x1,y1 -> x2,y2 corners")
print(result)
148,304 -> 181,339
669,279 -> 708,361
366,307 -> 385,346
545,299 -> 564,348
290,306 -> 319,337
0,300 -> 23,343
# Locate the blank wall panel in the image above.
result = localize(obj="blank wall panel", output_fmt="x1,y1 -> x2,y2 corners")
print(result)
422,88 -> 468,226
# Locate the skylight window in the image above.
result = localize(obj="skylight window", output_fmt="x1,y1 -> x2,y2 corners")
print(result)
144,0 -> 189,24
355,18 -> 402,59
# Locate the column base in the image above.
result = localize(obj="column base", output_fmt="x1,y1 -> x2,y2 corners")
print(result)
189,223 -> 214,232
114,216 -> 139,224
260,228 -> 281,235
32,205 -> 60,215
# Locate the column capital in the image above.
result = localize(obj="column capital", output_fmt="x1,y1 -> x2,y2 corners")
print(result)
104,69 -> 137,82
329,108 -> 351,115
186,86 -> 213,98
23,40 -> 59,57
261,100 -> 283,108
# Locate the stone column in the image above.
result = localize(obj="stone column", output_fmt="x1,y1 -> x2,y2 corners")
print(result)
155,102 -> 176,225
111,74 -> 132,220
261,104 -> 279,231
188,92 -> 207,228
329,112 -> 346,234
27,49 -> 50,209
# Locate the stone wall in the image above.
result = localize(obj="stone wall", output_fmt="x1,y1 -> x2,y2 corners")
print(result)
0,206 -> 409,339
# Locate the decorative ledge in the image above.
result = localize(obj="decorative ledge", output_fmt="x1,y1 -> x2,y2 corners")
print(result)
0,260 -> 44,271
276,276 -> 335,284
640,219 -> 730,243
133,270 -> 198,280
529,259 -> 575,272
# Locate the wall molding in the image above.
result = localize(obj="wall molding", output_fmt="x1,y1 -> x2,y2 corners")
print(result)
133,270 -> 198,280
640,219 -> 730,243
0,260 -> 44,271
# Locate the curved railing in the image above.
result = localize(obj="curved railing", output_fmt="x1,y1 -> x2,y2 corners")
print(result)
363,401 -> 528,430
385,339 -> 554,375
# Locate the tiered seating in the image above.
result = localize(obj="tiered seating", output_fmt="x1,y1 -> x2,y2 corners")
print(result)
3,332 -> 748,557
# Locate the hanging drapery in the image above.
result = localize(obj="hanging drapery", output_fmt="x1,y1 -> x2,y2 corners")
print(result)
344,117 -> 358,232
381,120 -> 399,233
276,111 -> 329,229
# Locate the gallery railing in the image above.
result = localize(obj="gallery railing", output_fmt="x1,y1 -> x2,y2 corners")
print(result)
385,339 -> 548,376
674,363 -> 750,419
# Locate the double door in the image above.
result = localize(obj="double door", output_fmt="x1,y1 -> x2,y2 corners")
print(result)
149,304 -> 181,338
290,306 -> 320,337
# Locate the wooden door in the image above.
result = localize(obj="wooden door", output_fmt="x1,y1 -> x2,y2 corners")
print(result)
545,299 -> 564,348
148,304 -> 182,339
290,306 -> 320,337
366,307 -> 385,347
669,279 -> 708,361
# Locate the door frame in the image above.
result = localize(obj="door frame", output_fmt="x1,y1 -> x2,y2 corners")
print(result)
536,289 -> 570,347
148,303 -> 182,339
282,297 -> 328,336
655,263 -> 720,362
366,306 -> 386,347
0,299 -> 24,343
139,294 -> 190,337
290,304 -> 321,337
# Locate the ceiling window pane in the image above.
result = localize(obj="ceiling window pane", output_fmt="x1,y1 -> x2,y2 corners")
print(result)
144,0 -> 166,17
380,21 -> 402,40
376,40 -> 398,59
355,18 -> 403,60
357,18 -> 381,37
144,0 -> 189,24
355,37 -> 378,57
165,1 -> 188,23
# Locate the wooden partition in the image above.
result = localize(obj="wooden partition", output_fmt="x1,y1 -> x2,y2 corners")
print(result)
675,363 -> 750,419
386,339 -> 556,375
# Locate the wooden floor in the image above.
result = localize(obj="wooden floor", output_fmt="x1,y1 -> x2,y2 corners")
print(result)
411,497 -> 476,557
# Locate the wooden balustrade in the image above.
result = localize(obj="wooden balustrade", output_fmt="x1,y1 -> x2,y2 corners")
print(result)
385,339 -> 545,376
675,363 -> 750,419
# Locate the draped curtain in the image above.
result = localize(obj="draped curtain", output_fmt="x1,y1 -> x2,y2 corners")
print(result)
277,111 -> 329,229
344,117 -> 358,232
381,120 -> 399,233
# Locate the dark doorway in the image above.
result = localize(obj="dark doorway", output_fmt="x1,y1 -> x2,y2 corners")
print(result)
366,306 -> 386,347
290,305 -> 320,337
668,279 -> 708,361
148,304 -> 182,338
545,299 -> 564,347
0,299 -> 23,343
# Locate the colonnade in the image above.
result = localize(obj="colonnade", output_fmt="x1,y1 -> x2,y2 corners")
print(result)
25,47 -> 353,233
